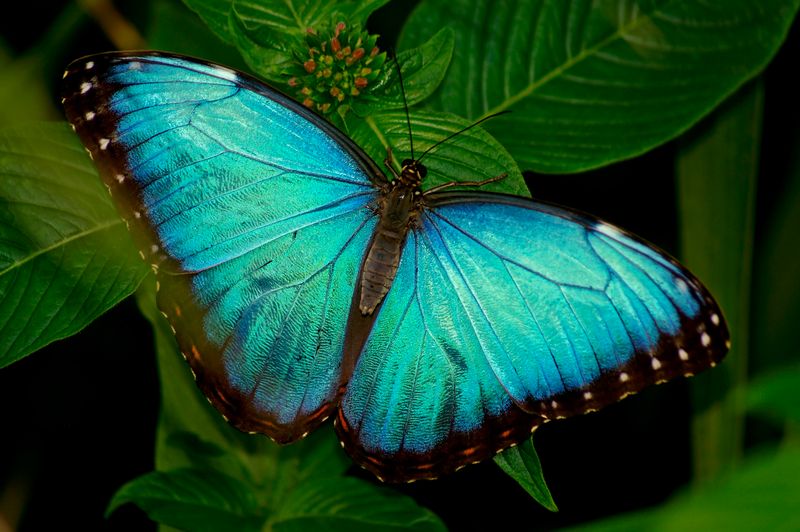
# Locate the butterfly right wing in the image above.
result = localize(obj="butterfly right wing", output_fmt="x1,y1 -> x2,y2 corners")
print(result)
61,52 -> 381,442
337,192 -> 728,481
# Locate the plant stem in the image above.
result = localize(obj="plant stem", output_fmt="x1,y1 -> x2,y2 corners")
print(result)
676,80 -> 762,484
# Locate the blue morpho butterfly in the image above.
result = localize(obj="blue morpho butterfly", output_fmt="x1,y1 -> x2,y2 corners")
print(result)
61,52 -> 729,483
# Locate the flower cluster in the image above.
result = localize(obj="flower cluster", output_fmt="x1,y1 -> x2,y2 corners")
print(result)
288,22 -> 386,115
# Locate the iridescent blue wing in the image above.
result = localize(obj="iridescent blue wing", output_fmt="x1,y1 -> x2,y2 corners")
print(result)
337,192 -> 728,481
61,52 -> 381,442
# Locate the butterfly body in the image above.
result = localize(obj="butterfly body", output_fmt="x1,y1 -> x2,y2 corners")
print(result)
61,52 -> 729,482
360,179 -> 420,315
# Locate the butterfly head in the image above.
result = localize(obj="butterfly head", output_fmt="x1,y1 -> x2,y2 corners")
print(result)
398,158 -> 427,190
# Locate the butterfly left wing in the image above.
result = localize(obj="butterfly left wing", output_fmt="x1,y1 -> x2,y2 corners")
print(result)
61,52 -> 382,442
336,192 -> 728,482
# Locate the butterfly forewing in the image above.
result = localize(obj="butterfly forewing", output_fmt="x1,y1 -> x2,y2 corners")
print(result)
61,52 -> 382,442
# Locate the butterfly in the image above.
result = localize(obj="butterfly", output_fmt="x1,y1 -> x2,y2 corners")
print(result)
61,52 -> 729,482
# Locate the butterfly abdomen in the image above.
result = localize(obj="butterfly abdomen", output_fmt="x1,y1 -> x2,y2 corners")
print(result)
359,186 -> 418,315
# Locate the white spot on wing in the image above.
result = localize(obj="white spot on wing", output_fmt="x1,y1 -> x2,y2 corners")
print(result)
701,332 -> 711,347
85,111 -> 95,120
619,372 -> 630,382
150,244 -> 159,253
115,174 -> 125,183
62,70 -> 69,79
675,278 -> 689,294
85,61 -> 94,70
583,391 -> 593,400
711,313 -> 720,326
651,358 -> 662,370
593,222 -> 621,238
80,81 -> 92,94
99,138 -> 110,150
213,66 -> 238,82
678,348 -> 689,361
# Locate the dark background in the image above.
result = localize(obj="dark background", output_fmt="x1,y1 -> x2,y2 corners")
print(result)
1,1 -> 797,530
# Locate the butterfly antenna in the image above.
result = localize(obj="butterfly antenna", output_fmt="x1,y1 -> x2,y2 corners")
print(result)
393,53 -> 415,161
417,110 -> 511,163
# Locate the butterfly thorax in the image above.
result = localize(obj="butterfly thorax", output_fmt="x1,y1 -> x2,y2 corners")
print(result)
358,160 -> 426,315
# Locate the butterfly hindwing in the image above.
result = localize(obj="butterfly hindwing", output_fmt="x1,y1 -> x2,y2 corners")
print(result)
336,192 -> 728,481
61,52 -> 382,442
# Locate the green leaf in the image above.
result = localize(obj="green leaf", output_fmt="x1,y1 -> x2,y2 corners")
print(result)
106,467 -> 263,531
271,476 -> 446,532
400,0 -> 799,173
348,108 -> 528,197
493,438 -> 558,512
747,365 -> 800,425
677,82 -> 762,482
181,0 -> 238,45
0,123 -> 148,368
570,447 -> 800,531
147,0 -> 249,70
353,27 -> 455,114
183,0 -> 390,81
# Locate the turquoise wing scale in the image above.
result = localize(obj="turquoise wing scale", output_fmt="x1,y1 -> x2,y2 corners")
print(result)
337,193 -> 728,481
61,52 -> 728,482
61,53 -> 381,442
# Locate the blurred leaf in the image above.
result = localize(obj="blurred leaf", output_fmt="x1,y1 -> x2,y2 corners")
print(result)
182,0 -> 390,81
0,2 -> 88,125
400,0 -> 799,173
678,82 -> 762,482
0,123 -> 147,368
569,447 -> 800,531
353,27 -> 454,114
0,54 -> 58,124
494,438 -> 558,512
747,365 -> 800,425
751,124 -> 800,372
106,467 -> 263,531
348,108 -> 528,196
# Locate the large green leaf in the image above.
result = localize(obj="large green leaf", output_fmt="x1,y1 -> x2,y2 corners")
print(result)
0,124 -> 148,368
182,0 -> 390,80
352,27 -> 455,114
106,468 -> 263,532
400,0 -> 799,173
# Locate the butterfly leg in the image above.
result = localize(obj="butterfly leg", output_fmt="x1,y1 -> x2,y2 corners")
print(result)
423,172 -> 508,195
